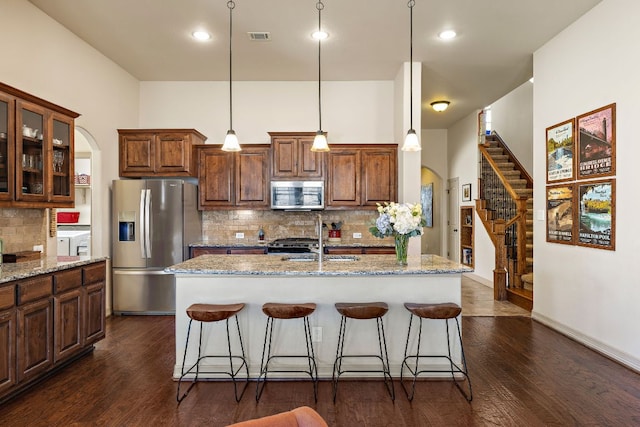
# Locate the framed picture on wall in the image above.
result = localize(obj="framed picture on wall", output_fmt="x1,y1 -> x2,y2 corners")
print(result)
577,103 -> 616,180
546,184 -> 575,244
576,179 -> 615,250
462,183 -> 471,202
420,183 -> 433,228
546,118 -> 575,183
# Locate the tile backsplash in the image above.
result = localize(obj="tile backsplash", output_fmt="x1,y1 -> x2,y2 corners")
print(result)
202,209 -> 391,246
0,209 -> 46,254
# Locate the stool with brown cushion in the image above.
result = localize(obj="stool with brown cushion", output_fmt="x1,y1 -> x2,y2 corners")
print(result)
256,303 -> 318,402
177,303 -> 249,403
332,302 -> 394,402
401,302 -> 472,401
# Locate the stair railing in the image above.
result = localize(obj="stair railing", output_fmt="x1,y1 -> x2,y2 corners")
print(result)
477,134 -> 530,299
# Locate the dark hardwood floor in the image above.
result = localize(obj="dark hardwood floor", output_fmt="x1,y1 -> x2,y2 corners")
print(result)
1,315 -> 639,426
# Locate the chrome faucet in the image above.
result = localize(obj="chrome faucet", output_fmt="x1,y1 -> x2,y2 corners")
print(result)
316,213 -> 324,264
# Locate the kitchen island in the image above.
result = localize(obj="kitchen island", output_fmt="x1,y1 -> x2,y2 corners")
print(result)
167,254 -> 472,379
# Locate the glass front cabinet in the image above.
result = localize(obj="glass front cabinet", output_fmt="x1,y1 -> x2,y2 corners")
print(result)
0,82 -> 78,208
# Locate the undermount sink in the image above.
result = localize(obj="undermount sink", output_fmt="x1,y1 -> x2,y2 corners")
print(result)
282,255 -> 360,262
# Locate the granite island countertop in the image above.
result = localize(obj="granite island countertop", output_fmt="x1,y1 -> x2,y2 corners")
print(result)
0,256 -> 109,284
166,254 -> 472,276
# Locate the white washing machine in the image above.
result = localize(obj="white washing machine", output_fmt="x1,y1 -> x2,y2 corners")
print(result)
57,229 -> 91,256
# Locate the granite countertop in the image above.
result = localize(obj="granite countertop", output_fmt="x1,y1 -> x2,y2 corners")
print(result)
0,256 -> 109,284
189,240 -> 394,248
166,254 -> 472,276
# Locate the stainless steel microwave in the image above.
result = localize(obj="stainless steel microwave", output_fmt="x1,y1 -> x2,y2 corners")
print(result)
270,180 -> 324,210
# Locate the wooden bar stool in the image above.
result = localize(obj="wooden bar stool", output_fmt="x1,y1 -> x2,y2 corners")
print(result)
332,302 -> 395,402
256,302 -> 318,402
400,302 -> 472,402
177,303 -> 249,403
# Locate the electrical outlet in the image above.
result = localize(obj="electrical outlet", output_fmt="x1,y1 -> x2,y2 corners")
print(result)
312,326 -> 323,342
33,245 -> 44,252
235,232 -> 244,239
353,232 -> 362,239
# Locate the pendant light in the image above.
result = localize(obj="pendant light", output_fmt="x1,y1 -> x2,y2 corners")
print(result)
311,0 -> 330,152
222,0 -> 241,152
402,0 -> 421,152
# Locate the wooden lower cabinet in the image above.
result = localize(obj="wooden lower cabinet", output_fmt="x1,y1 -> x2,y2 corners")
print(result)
17,298 -> 52,382
324,246 -> 395,255
53,289 -> 82,363
0,309 -> 16,395
190,247 -> 267,258
0,260 -> 106,403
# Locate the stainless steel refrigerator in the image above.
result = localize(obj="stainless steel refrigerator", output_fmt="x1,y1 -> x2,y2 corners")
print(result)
112,179 -> 201,315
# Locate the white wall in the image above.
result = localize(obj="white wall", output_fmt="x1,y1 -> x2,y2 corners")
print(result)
0,0 -> 140,261
422,129 -> 447,256
533,0 -> 640,370
139,80 -> 394,144
490,81 -> 534,174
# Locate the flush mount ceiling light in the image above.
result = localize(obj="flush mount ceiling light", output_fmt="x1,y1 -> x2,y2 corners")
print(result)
402,0 -> 420,152
311,0 -> 329,152
192,30 -> 211,41
222,0 -> 241,152
438,30 -> 457,40
430,100 -> 450,112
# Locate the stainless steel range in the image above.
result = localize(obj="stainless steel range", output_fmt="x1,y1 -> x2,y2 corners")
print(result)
267,238 -> 319,254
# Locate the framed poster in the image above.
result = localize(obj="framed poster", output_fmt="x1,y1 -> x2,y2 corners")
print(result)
462,183 -> 471,202
577,179 -> 615,250
546,184 -> 575,244
577,103 -> 616,179
420,183 -> 433,228
546,118 -> 575,183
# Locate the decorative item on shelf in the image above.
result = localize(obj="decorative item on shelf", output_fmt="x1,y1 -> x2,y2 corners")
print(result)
57,211 -> 80,223
75,173 -> 90,185
369,202 -> 426,265
328,221 -> 343,242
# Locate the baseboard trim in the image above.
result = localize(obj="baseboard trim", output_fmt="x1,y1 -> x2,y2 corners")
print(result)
464,273 -> 492,288
532,311 -> 640,374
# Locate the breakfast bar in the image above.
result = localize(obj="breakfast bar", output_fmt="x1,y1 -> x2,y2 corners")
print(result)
167,254 -> 472,379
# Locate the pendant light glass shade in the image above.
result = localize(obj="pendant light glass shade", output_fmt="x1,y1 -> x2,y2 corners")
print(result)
223,130 -> 241,152
311,131 -> 329,152
402,129 -> 421,151
401,0 -> 421,152
311,0 -> 329,152
222,0 -> 240,152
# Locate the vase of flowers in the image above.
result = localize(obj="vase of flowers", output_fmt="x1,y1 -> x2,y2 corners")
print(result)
369,202 -> 426,265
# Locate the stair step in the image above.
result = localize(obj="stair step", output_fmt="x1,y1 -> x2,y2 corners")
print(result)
486,147 -> 503,155
514,188 -> 533,197
502,170 -> 522,177
492,154 -> 509,162
494,161 -> 515,168
507,179 -> 528,189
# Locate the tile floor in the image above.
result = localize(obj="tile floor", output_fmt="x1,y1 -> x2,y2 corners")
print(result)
461,275 -> 531,316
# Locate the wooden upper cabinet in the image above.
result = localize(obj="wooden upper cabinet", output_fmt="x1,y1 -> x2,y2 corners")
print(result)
197,144 -> 270,210
118,129 -> 206,177
361,147 -> 397,206
198,146 -> 234,208
0,82 -> 79,209
326,147 -> 361,207
326,144 -> 397,209
269,132 -> 324,179
236,145 -> 270,207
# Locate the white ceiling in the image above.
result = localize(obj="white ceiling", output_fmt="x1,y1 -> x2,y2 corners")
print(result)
28,0 -> 601,129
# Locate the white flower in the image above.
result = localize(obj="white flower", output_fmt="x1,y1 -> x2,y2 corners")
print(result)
369,202 -> 426,238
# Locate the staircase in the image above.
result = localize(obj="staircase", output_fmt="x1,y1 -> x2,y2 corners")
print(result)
476,132 -> 533,311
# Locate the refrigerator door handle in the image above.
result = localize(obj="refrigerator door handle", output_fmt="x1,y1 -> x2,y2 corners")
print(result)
139,189 -> 147,259
144,189 -> 152,259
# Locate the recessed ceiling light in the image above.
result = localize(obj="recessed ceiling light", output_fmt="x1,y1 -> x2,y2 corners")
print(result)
192,31 -> 211,41
438,30 -> 457,40
312,30 -> 329,40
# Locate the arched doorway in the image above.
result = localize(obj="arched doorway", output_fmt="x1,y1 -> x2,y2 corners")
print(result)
421,167 -> 443,255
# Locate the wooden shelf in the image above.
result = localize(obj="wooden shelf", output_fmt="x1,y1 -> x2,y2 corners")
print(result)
460,206 -> 474,268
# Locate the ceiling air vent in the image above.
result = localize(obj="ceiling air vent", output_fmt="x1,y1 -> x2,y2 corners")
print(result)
248,32 -> 271,41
